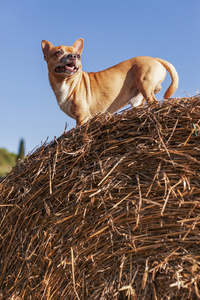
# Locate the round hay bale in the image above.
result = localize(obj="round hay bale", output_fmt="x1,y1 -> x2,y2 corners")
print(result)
0,96 -> 200,299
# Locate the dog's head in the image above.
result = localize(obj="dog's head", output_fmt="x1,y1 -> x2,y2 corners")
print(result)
41,39 -> 84,77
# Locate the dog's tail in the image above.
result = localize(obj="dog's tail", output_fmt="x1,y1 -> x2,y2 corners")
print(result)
156,58 -> 179,98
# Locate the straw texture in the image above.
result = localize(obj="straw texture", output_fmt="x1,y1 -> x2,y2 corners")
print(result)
0,96 -> 200,299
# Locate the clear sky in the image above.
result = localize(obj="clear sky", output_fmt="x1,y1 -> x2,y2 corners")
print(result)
0,0 -> 199,154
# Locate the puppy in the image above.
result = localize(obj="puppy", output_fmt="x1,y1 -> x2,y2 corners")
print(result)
42,39 -> 179,125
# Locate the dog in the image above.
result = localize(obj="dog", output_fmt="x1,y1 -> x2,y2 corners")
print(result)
42,39 -> 179,125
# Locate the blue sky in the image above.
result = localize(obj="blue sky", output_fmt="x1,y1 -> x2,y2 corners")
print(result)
0,0 -> 199,154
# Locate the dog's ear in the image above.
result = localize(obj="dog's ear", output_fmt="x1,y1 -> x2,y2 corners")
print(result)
41,40 -> 54,61
73,39 -> 84,55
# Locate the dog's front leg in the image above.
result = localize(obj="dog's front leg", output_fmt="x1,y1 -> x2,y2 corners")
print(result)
76,115 -> 89,126
72,101 -> 90,126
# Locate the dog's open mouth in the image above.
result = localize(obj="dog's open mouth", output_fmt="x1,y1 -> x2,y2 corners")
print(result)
55,63 -> 78,74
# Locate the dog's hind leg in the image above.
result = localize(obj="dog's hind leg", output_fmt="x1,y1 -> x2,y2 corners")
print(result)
137,79 -> 158,105
154,83 -> 162,94
129,93 -> 145,108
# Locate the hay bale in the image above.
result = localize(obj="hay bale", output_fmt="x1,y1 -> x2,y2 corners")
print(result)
0,96 -> 200,299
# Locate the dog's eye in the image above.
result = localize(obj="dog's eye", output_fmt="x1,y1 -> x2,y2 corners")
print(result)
76,54 -> 80,59
54,50 -> 63,57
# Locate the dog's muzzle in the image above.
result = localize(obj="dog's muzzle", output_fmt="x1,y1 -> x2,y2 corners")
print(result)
54,54 -> 79,74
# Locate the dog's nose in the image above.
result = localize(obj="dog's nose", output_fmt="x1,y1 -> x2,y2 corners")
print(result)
67,54 -> 76,60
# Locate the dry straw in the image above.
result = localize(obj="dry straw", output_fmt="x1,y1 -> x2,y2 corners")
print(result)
0,96 -> 200,299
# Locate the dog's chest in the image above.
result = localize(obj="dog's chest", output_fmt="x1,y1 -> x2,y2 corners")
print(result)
53,82 -> 75,118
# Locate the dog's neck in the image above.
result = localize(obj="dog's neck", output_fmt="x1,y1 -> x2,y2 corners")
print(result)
49,71 -> 83,100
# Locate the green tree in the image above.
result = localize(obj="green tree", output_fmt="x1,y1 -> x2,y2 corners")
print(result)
0,148 -> 17,176
17,139 -> 25,160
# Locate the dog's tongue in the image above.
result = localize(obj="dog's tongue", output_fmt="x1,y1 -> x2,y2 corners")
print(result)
65,65 -> 75,72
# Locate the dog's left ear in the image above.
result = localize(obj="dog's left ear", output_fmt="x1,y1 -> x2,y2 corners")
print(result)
41,40 -> 54,61
73,39 -> 84,55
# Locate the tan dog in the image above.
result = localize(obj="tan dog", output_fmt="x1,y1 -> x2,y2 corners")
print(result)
42,39 -> 179,125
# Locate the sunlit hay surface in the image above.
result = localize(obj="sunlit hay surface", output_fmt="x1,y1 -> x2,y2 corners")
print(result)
0,96 -> 200,300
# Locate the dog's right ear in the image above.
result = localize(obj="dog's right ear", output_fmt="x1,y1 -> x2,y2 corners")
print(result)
73,39 -> 84,55
41,40 -> 54,61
